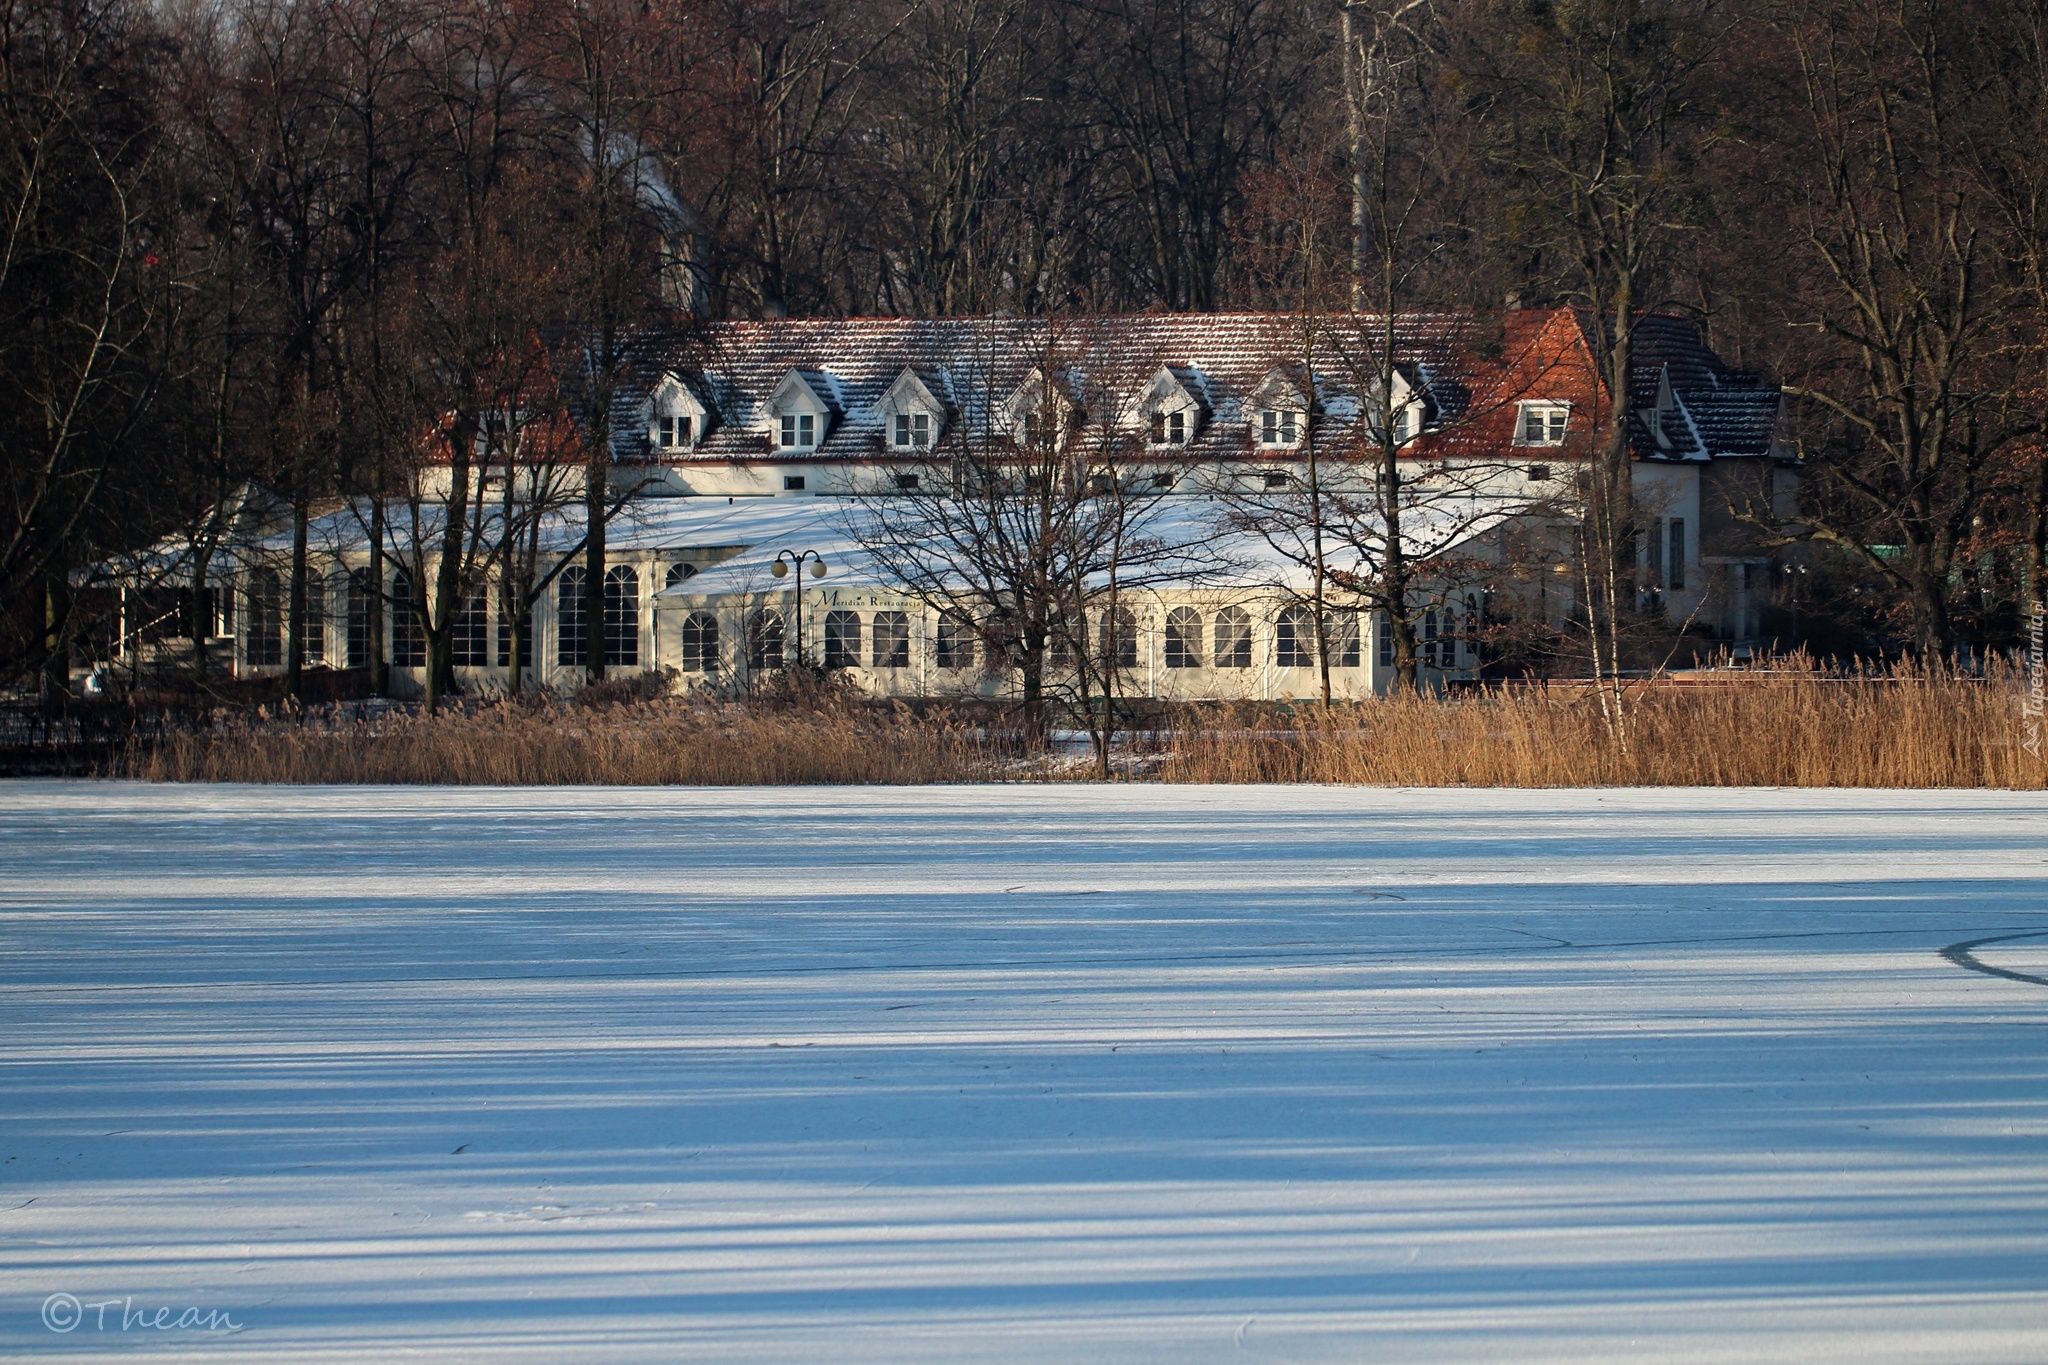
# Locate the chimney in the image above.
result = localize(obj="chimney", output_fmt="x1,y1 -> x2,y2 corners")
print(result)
1504,290 -> 1524,311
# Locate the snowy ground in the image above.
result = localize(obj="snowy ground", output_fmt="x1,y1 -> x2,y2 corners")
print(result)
2,782 -> 2047,1362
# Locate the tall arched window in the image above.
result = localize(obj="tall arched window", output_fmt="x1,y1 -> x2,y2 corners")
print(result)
934,615 -> 975,670
872,611 -> 910,668
556,566 -> 586,667
681,612 -> 719,672
747,609 -> 785,670
1275,603 -> 1315,668
823,610 -> 862,668
1329,612 -> 1360,668
452,586 -> 488,666
246,569 -> 283,666
390,569 -> 425,667
1164,607 -> 1202,669
604,565 -> 639,667
1050,616 -> 1076,668
1213,607 -> 1252,669
346,570 -> 373,669
299,569 -> 326,665
1099,606 -> 1138,669
665,562 -> 696,589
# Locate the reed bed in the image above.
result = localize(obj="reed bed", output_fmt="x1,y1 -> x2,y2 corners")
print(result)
1158,659 -> 2043,789
119,657 -> 2043,788
125,695 -> 995,785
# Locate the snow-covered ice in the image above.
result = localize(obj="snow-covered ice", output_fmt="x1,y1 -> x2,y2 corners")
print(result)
2,781 -> 2047,1361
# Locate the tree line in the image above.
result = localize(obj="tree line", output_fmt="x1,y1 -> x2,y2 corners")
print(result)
4,0 -> 2045,696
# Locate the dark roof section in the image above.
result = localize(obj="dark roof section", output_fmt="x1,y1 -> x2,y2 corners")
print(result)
1596,313 -> 1781,462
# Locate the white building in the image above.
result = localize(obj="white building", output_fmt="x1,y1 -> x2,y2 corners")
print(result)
98,309 -> 1790,699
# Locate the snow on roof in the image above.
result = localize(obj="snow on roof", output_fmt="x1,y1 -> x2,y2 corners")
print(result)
653,492 -> 1528,601
610,313 -> 1501,467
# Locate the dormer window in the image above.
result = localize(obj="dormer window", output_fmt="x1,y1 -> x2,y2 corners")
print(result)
648,373 -> 711,452
1259,409 -> 1300,447
1139,367 -> 1207,448
1516,402 -> 1570,446
765,368 -> 834,453
655,415 -> 692,450
474,412 -> 515,455
892,412 -> 931,449
1002,367 -> 1071,450
878,368 -> 944,454
779,412 -> 816,449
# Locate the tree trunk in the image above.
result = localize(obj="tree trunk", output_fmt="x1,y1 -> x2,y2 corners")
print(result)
40,568 -> 70,706
426,423 -> 475,714
2028,451 -> 2048,611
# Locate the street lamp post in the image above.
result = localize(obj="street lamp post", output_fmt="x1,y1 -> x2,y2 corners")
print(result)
769,548 -> 828,668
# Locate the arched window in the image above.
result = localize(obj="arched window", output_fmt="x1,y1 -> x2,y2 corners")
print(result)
1099,606 -> 1138,669
665,562 -> 696,589
390,569 -> 425,667
1275,603 -> 1315,668
605,566 -> 640,667
747,609 -> 785,670
246,569 -> 283,666
1164,607 -> 1202,669
1421,607 -> 1440,668
1049,614 -> 1076,668
556,566 -> 586,667
872,611 -> 910,668
1213,607 -> 1252,669
934,615 -> 975,670
1329,612 -> 1360,668
346,570 -> 374,669
452,586 -> 489,666
823,610 -> 862,668
681,612 -> 719,672
299,569 -> 326,665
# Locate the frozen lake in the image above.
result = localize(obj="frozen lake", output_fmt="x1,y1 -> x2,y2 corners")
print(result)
3,781 -> 2047,1361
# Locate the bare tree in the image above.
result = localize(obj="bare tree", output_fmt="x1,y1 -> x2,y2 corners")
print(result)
1769,0 -> 2025,653
0,0 -> 169,692
845,319 -> 1209,762
1961,0 -> 2048,622
1452,0 -> 1725,732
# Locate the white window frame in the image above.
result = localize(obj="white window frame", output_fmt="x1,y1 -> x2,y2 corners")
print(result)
654,414 -> 693,450
892,410 -> 932,450
1258,408 -> 1301,447
779,412 -> 818,450
1515,402 -> 1571,446
1151,408 -> 1189,447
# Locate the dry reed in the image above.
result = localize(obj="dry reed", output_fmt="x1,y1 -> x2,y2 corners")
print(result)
125,695 -> 995,785
119,657 -> 2044,789
1158,658 -> 2044,789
